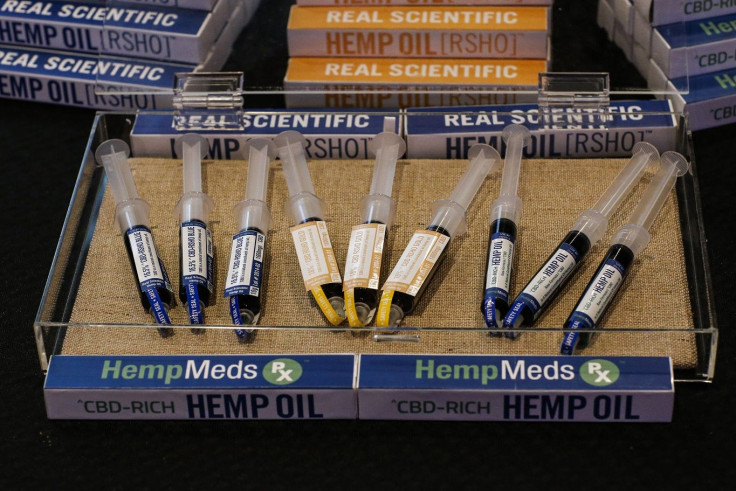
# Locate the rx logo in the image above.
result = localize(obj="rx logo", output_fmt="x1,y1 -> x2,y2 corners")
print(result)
580,359 -> 620,387
263,358 -> 303,385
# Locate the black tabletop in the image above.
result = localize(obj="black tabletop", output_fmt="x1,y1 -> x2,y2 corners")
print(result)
2,0 -> 736,488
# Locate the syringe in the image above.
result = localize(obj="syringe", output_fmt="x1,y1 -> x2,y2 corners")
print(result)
560,151 -> 690,354
95,139 -> 175,338
482,124 -> 531,332
224,138 -> 277,343
343,117 -> 405,328
275,130 -> 346,326
376,143 -> 501,328
502,142 -> 660,338
174,134 -> 215,333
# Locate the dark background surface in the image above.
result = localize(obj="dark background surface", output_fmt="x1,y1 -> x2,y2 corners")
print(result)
2,0 -> 735,488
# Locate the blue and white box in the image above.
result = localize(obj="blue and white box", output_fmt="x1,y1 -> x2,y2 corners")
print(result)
358,355 -> 674,422
44,354 -> 358,420
405,100 -> 678,159
130,109 -> 403,160
634,0 -> 736,27
0,0 -> 235,64
668,66 -> 736,130
652,12 -> 736,78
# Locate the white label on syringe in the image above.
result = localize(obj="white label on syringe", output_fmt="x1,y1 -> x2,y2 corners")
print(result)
518,243 -> 580,313
571,259 -> 626,327
485,232 -> 515,298
181,221 -> 208,284
382,230 -> 449,296
291,221 -> 342,291
343,223 -> 386,291
127,226 -> 165,291
224,230 -> 265,297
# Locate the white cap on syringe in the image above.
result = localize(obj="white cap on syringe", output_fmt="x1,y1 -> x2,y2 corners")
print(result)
274,130 -> 325,225
95,139 -> 151,233
429,143 -> 502,238
571,141 -> 660,245
361,116 -> 405,227
174,134 -> 215,224
234,138 -> 278,233
490,124 -> 532,224
612,151 -> 690,256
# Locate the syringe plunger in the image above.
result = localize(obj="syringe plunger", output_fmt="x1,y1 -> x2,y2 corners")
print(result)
429,144 -> 501,237
95,139 -> 150,233
612,151 -> 690,256
235,138 -> 278,232
275,131 -> 325,224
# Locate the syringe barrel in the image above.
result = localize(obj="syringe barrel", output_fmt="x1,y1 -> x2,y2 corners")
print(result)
627,151 -> 690,232
274,131 -> 316,197
235,198 -> 273,233
360,193 -> 395,226
95,139 -> 151,233
286,192 -> 325,224
178,191 -> 214,224
490,195 -> 523,224
571,208 -> 608,245
499,124 -> 531,198
591,141 -> 659,218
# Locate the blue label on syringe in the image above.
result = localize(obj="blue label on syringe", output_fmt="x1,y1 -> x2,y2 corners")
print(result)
181,221 -> 209,286
127,225 -> 167,292
484,231 -> 515,299
511,242 -> 581,318
561,258 -> 627,353
224,230 -> 265,298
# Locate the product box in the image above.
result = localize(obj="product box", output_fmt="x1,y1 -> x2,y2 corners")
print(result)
0,0 -> 250,108
130,109 -> 403,160
286,5 -> 550,59
634,0 -> 736,27
283,57 -> 547,108
668,66 -> 736,129
357,355 -> 674,422
0,0 -> 235,64
651,12 -> 736,79
404,100 -> 678,159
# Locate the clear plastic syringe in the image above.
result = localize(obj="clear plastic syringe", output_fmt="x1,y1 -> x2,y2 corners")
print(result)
343,117 -> 405,328
275,130 -> 346,327
482,124 -> 531,332
560,151 -> 690,354
223,138 -> 277,343
502,142 -> 660,338
95,139 -> 175,338
174,134 -> 215,332
376,143 -> 502,329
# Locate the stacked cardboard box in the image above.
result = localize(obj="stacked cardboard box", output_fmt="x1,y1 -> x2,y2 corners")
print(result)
598,0 -> 736,130
0,0 -> 262,109
283,0 -> 553,108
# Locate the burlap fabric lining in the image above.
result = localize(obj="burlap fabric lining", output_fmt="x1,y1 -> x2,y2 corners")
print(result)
64,157 -> 696,368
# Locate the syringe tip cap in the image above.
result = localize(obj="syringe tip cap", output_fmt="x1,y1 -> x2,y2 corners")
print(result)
174,133 -> 208,159
502,124 -> 532,147
660,151 -> 691,176
244,137 -> 278,161
273,130 -> 307,150
468,144 -> 502,172
95,139 -> 130,166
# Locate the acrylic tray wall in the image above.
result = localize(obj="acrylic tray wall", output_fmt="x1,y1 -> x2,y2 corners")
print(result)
34,111 -> 717,382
